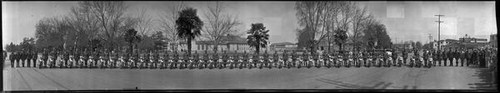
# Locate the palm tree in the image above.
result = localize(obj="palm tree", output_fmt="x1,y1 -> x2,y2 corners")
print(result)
247,23 -> 269,54
176,7 -> 203,55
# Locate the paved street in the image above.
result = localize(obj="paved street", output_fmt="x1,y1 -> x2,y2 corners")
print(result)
2,60 -> 496,91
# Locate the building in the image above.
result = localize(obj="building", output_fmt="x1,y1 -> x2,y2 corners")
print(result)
459,37 -> 488,43
270,42 -> 297,51
178,34 -> 252,52
432,36 -> 490,49
490,34 -> 497,48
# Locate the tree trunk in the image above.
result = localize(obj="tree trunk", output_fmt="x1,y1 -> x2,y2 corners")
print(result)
129,43 -> 133,54
187,37 -> 192,56
256,38 -> 260,54
339,43 -> 343,54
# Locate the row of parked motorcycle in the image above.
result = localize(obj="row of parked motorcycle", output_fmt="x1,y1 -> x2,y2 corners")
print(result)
31,54 -> 441,69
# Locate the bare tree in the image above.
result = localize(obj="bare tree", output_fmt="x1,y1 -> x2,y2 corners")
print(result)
295,1 -> 354,52
203,2 -> 241,51
133,7 -> 154,36
295,2 -> 328,52
350,5 -> 372,52
82,1 -> 138,48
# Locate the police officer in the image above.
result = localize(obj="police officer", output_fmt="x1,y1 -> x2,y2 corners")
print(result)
448,49 -> 453,66
479,49 -> 486,68
30,50 -> 36,68
111,49 -> 119,68
466,49 -> 472,66
15,52 -> 21,68
9,52 -> 15,68
439,49 -> 444,66
40,49 -> 48,68
26,50 -> 33,67
62,49 -> 69,68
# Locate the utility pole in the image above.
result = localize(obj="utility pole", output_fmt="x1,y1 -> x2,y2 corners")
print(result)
435,15 -> 444,51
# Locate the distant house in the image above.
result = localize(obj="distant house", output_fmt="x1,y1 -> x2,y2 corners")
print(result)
459,37 -> 488,43
393,43 -> 411,50
270,42 -> 297,51
433,39 -> 459,49
178,34 -> 252,52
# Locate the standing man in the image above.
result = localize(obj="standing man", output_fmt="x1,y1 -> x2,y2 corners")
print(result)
63,49 -> 70,68
9,52 -> 14,68
402,49 -> 408,65
15,52 -> 20,68
466,49 -> 472,66
26,50 -> 31,67
41,49 -> 48,68
460,49 -> 465,67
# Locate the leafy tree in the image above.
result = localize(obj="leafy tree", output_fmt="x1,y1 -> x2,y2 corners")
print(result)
124,29 -> 142,54
137,34 -> 155,50
363,21 -> 392,50
334,29 -> 348,52
5,42 -> 18,52
415,41 -> 422,49
89,39 -> 103,50
35,17 -> 66,49
20,37 -> 36,51
176,7 -> 204,55
247,23 -> 270,54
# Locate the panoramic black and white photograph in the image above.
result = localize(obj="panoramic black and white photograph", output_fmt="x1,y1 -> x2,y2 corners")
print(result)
1,1 -> 497,92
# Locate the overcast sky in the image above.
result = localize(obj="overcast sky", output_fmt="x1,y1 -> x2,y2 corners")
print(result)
2,1 -> 496,49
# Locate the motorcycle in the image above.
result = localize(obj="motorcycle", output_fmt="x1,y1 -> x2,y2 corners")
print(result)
346,57 -> 353,68
197,57 -> 205,69
356,57 -> 364,68
267,56 -> 274,69
87,56 -> 95,68
279,57 -> 285,69
315,56 -> 323,68
286,56 -> 293,68
408,57 -> 415,67
258,56 -> 264,69
129,57 -> 136,69
188,58 -> 195,69
77,56 -> 86,68
427,58 -> 434,68
68,55 -> 75,68
296,56 -> 303,68
217,57 -> 224,69
179,58 -> 187,69
366,57 -> 373,67
326,55 -> 334,68
237,56 -> 244,69
97,56 -> 106,69
117,56 -> 125,69
158,57 -> 165,69
386,57 -> 393,67
417,57 -> 424,68
336,56 -> 343,68
149,57 -> 156,69
247,56 -> 253,69
208,57 -> 215,69
397,56 -> 404,67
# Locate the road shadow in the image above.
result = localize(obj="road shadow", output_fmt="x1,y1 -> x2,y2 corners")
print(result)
468,67 -> 497,90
